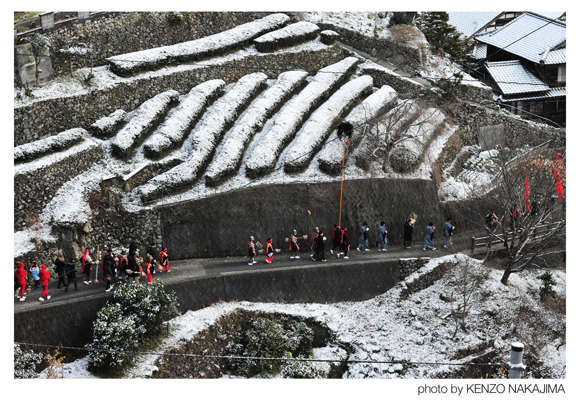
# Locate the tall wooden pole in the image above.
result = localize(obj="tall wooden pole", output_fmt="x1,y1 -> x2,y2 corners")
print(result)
339,137 -> 346,227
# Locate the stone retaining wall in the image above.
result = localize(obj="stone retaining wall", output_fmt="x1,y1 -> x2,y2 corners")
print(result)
14,141 -> 103,231
14,258 -> 399,358
14,45 -> 350,146
399,257 -> 431,280
317,22 -> 425,75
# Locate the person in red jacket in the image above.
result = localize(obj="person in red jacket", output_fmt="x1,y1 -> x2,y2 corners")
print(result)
15,262 -> 27,301
38,264 -> 51,301
265,239 -> 274,264
159,248 -> 170,272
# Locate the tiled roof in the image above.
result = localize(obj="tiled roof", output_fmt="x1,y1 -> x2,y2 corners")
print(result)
448,11 -> 502,37
485,60 -> 550,94
543,48 -> 566,64
475,12 -> 566,64
502,87 -> 566,102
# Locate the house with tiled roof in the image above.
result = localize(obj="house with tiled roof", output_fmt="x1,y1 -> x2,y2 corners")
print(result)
472,12 -> 566,126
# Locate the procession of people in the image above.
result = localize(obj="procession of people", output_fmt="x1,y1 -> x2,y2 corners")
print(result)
15,211 -> 463,303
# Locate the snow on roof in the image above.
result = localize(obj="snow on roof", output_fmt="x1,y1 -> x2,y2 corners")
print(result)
142,80 -> 226,157
105,13 -> 290,76
502,86 -> 566,102
317,85 -> 398,174
204,71 -> 309,186
245,57 -> 360,177
14,138 -> 101,176
14,127 -> 88,163
475,12 -> 566,64
447,11 -> 503,37
283,75 -> 374,172
110,90 -> 179,156
542,48 -> 566,64
138,73 -> 268,200
473,42 -> 487,59
485,60 -> 550,95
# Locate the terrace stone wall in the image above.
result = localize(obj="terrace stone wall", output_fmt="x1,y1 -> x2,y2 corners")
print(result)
14,45 -> 351,146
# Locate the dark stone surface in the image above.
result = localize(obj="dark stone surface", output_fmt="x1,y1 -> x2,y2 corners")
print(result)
160,178 -> 446,260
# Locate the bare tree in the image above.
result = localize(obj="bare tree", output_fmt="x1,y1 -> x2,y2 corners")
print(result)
447,260 -> 486,337
30,33 -> 50,87
466,142 -> 566,285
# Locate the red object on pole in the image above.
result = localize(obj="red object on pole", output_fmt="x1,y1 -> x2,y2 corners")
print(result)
553,168 -> 564,199
524,178 -> 530,211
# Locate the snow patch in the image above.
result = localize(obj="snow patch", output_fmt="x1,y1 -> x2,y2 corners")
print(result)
14,128 -> 89,163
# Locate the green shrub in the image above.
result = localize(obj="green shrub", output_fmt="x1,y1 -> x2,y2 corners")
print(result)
14,344 -> 42,379
86,303 -> 145,370
227,317 -> 316,377
281,359 -> 327,378
537,271 -> 557,300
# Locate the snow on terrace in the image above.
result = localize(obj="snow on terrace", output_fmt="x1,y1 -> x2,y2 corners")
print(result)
244,56 -> 360,177
110,90 -> 179,157
137,73 -> 268,201
204,70 -> 309,186
14,127 -> 88,162
253,21 -> 320,52
105,13 -> 290,76
142,79 -> 226,157
283,75 -> 374,173
317,85 -> 398,175
88,254 -> 563,379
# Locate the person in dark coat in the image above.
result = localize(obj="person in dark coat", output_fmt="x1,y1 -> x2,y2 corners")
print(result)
127,253 -> 141,284
311,231 -> 327,262
265,239 -> 274,264
103,260 -> 114,292
118,250 -> 128,280
128,239 -> 139,257
54,253 -> 67,289
423,222 -> 436,251
339,228 -> 350,259
64,258 -> 78,291
310,227 -> 320,257
330,224 -> 341,255
404,218 -> 414,249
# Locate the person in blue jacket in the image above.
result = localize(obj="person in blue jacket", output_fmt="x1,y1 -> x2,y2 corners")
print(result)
443,217 -> 454,248
423,222 -> 437,251
357,222 -> 370,251
377,221 -> 388,251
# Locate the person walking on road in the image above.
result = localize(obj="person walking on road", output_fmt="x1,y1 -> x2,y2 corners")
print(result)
81,248 -> 96,285
339,227 -> 350,259
54,253 -> 67,289
247,236 -> 257,265
378,221 -> 388,252
103,260 -> 114,292
443,217 -> 454,248
289,230 -> 300,259
404,218 -> 414,249
312,231 -> 327,262
64,258 -> 78,291
265,239 -> 275,264
29,263 -> 40,290
159,248 -> 170,272
357,222 -> 370,251
15,262 -> 27,301
423,222 -> 437,251
38,264 -> 51,301
330,224 -> 341,255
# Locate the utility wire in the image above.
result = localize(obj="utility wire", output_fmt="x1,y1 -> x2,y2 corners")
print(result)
15,342 -> 505,367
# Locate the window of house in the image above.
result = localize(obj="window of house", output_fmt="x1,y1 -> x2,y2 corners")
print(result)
558,65 -> 566,82
529,101 -> 544,114
516,101 -> 524,115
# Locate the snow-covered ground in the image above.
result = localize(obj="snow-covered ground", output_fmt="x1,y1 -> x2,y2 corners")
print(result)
44,254 -> 565,379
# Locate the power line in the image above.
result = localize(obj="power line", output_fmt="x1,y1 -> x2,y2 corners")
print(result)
15,341 -> 505,367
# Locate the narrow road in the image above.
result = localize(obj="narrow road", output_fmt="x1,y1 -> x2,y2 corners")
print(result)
14,233 -> 475,313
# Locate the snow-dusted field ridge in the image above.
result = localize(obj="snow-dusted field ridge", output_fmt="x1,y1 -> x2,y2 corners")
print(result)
254,21 -> 320,52
14,128 -> 88,163
205,71 -> 309,186
143,80 -> 226,158
245,56 -> 360,178
105,13 -> 290,76
283,75 -> 374,172
89,109 -> 127,137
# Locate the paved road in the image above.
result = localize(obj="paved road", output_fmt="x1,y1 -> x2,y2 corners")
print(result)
14,235 -> 473,313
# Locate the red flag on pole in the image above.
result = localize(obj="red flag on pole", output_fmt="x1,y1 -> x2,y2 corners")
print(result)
524,178 -> 530,211
553,168 -> 564,199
